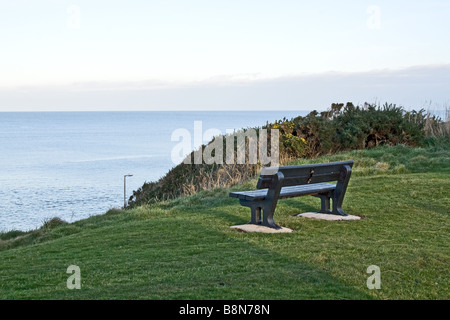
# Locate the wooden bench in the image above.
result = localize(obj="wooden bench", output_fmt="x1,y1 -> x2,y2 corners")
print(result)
229,161 -> 353,229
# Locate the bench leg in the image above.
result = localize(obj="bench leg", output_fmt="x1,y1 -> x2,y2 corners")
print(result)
317,194 -> 332,214
331,196 -> 348,216
249,206 -> 262,225
330,164 -> 351,216
314,193 -> 347,216
238,171 -> 284,230
240,200 -> 264,226
261,203 -> 281,229
244,203 -> 280,229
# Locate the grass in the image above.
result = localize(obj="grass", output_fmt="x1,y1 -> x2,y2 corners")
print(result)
0,144 -> 448,300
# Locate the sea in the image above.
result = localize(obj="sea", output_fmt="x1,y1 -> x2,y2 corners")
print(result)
0,111 -> 307,231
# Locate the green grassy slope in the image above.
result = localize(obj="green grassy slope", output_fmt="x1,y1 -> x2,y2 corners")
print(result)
0,145 -> 448,300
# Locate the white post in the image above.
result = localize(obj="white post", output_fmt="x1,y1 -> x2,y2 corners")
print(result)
124,174 -> 133,208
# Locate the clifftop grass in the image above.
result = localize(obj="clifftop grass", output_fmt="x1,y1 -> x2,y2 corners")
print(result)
0,144 -> 448,300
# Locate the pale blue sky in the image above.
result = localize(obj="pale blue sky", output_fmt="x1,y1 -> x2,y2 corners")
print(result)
0,0 -> 449,110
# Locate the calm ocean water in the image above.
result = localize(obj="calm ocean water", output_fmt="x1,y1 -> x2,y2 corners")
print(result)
0,111 -> 307,231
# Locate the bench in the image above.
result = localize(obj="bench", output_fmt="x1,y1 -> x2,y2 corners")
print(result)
229,161 -> 353,229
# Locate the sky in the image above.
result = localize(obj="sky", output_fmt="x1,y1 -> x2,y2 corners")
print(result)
0,0 -> 449,111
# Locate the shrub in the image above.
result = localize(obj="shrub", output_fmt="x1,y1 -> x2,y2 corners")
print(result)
41,217 -> 68,230
129,102 -> 443,206
0,230 -> 27,241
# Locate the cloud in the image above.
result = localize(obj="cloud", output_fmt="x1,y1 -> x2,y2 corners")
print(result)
0,64 -> 449,111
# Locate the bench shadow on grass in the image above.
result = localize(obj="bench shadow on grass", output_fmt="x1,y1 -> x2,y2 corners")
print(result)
70,218 -> 372,300
220,197 -> 322,227
182,206 -> 373,300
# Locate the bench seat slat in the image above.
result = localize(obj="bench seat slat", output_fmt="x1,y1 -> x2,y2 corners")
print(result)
229,182 -> 335,201
279,183 -> 335,199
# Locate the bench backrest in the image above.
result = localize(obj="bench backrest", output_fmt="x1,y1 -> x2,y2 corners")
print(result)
256,161 -> 354,189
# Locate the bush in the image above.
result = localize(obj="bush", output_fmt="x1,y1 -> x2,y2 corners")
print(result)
129,102 -> 445,206
0,230 -> 27,241
41,217 -> 68,230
